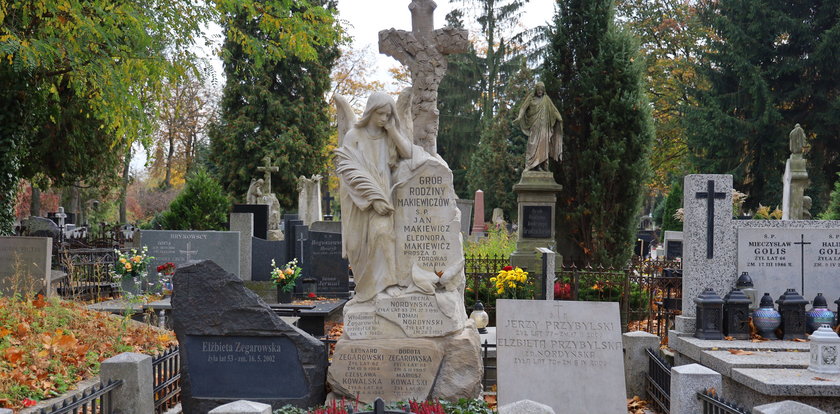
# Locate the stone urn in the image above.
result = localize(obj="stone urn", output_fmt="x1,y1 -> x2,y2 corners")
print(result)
807,293 -> 835,333
752,293 -> 781,339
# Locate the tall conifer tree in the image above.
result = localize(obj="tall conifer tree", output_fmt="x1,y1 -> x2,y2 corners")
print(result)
209,1 -> 339,208
686,0 -> 840,211
543,0 -> 655,266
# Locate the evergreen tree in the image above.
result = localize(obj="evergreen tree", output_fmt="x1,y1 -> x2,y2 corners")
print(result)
661,180 -> 683,233
819,173 -> 840,220
686,0 -> 840,212
543,0 -> 655,266
209,1 -> 339,208
157,170 -> 230,231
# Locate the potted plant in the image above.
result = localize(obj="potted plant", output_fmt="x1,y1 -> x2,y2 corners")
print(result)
272,258 -> 302,303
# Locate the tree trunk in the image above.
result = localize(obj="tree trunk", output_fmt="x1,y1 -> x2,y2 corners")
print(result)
164,131 -> 174,189
30,186 -> 41,217
119,147 -> 131,224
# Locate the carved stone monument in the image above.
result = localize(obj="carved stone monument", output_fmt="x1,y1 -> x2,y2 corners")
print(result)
248,156 -> 284,240
782,124 -> 810,220
327,3 -> 480,402
510,81 -> 564,272
297,175 -> 323,226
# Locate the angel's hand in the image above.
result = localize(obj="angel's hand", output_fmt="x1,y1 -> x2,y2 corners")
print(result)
372,200 -> 393,215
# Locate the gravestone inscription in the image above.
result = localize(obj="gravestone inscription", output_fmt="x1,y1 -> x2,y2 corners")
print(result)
303,230 -> 349,295
521,205 -> 552,239
496,299 -> 626,414
172,260 -> 326,412
140,230 -> 240,276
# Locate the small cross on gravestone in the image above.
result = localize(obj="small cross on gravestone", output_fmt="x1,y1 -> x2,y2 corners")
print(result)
378,0 -> 468,154
695,180 -> 727,259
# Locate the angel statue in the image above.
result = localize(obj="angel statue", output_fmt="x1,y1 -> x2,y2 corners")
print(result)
515,81 -> 563,172
334,91 -> 421,302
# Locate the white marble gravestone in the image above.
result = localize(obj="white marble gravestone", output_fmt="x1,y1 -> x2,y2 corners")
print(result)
297,175 -> 323,226
496,300 -> 626,413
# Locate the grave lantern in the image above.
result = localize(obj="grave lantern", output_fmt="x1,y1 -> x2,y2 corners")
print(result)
735,272 -> 758,310
470,301 -> 489,334
834,297 -> 840,326
776,288 -> 809,340
723,288 -> 751,339
808,325 -> 840,374
694,288 -> 724,340
301,278 -> 318,297
807,293 -> 835,333
753,293 -> 781,339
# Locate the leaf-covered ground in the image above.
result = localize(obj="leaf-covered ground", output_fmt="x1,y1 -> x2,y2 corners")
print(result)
0,295 -> 176,410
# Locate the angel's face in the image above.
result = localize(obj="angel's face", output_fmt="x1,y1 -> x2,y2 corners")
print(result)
373,105 -> 392,128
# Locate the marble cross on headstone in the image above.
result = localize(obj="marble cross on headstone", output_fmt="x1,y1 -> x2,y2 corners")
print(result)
257,156 -> 279,193
695,180 -> 727,259
379,0 -> 468,155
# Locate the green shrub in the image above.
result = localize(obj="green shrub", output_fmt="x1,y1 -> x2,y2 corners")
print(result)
819,173 -> 840,220
464,227 -> 516,259
156,170 -> 230,230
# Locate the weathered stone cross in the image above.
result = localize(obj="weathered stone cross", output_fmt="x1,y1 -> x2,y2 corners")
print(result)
695,180 -> 726,259
379,0 -> 468,155
257,156 -> 279,193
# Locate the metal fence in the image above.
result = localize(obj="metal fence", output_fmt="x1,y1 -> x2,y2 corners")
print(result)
37,379 -> 122,414
54,248 -> 122,301
153,346 -> 181,413
697,390 -> 751,414
646,347 -> 671,413
464,254 -> 510,322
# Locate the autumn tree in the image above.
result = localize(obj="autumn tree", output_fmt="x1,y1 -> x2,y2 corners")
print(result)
209,0 -> 341,208
685,0 -> 840,211
0,0 -> 339,234
543,0 -> 655,266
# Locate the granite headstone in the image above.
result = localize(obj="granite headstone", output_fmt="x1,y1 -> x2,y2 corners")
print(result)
233,204 -> 269,240
172,260 -> 326,412
0,237 -> 52,295
140,230 -> 240,277
251,237 -> 287,282
302,230 -> 349,296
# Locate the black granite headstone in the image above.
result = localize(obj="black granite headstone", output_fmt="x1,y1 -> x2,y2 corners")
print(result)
302,231 -> 350,297
251,237 -> 287,282
172,261 -> 326,412
666,240 -> 683,260
233,204 -> 270,240
284,219 -> 304,262
521,205 -> 552,239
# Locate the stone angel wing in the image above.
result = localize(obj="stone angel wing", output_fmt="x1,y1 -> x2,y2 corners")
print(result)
333,94 -> 357,147
396,87 -> 414,142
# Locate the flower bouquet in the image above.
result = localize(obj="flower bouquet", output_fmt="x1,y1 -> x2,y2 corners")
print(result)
113,247 -> 153,297
271,258 -> 302,303
156,262 -> 176,296
490,266 -> 534,299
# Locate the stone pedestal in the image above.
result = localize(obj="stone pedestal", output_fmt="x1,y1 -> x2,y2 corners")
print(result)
510,171 -> 562,273
781,154 -> 809,220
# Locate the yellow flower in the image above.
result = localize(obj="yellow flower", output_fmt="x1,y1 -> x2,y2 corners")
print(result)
284,268 -> 294,275
125,263 -> 133,271
508,281 -> 516,288
276,274 -> 286,280
119,258 -> 127,264
497,288 -> 504,294
132,256 -> 141,263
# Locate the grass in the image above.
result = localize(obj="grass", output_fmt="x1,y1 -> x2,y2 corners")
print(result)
0,294 -> 176,410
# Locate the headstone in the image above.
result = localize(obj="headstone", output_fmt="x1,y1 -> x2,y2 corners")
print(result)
284,217 -> 304,263
681,175 -> 735,320
737,226 -> 840,306
664,230 -> 684,260
302,230 -> 349,296
297,175 -> 323,226
233,204 -> 269,240
172,260 -> 326,412
491,208 -> 505,230
229,213 -> 254,281
251,237 -> 287,282
310,221 -> 341,234
496,300 -> 626,413
455,199 -> 474,235
293,225 -> 309,265
471,189 -> 486,237
140,230 -> 240,277
22,216 -> 59,238
0,237 -> 52,295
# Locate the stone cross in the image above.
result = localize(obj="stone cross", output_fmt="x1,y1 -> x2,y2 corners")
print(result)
379,0 -> 468,155
322,191 -> 335,216
695,180 -> 727,259
793,233 -> 811,293
257,156 -> 279,193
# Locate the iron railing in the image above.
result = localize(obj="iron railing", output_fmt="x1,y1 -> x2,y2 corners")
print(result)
697,390 -> 751,414
37,379 -> 122,414
54,248 -> 123,300
481,340 -> 497,389
464,254 -> 510,322
153,346 -> 181,413
646,347 -> 671,413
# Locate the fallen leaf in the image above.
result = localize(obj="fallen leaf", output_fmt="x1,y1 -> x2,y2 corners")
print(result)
16,322 -> 30,336
706,387 -> 717,396
32,294 -> 47,308
728,349 -> 754,355
3,347 -> 23,364
813,377 -> 833,382
793,338 -> 808,342
724,336 -> 735,341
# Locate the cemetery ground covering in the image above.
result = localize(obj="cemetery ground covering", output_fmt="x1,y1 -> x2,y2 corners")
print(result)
0,294 -> 175,410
